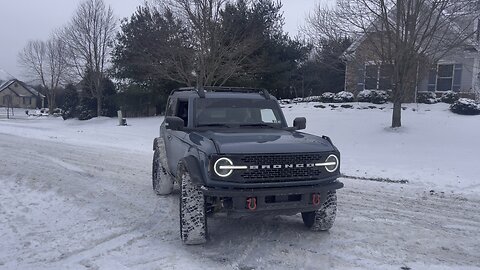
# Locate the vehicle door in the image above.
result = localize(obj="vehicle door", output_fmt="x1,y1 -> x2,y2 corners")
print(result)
164,98 -> 190,176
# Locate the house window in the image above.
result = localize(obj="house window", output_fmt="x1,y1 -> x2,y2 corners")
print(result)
3,95 -> 12,105
23,97 -> 31,105
428,64 -> 462,92
364,63 -> 393,90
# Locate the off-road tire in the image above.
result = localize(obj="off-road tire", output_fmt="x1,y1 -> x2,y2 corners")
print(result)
178,163 -> 207,245
152,139 -> 173,195
302,191 -> 337,231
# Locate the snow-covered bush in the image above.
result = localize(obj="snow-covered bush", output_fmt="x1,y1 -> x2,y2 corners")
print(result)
293,97 -> 304,103
333,91 -> 354,103
356,90 -> 389,104
450,98 -> 480,115
320,92 -> 335,102
303,96 -> 322,102
279,99 -> 292,105
356,90 -> 373,102
417,92 -> 438,104
440,91 -> 459,104
52,108 -> 63,117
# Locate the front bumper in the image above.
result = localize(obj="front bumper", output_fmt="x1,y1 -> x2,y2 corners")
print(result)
201,180 -> 343,214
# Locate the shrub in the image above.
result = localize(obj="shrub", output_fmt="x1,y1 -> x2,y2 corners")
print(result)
371,90 -> 389,104
303,96 -> 322,102
333,91 -> 354,103
320,92 -> 335,102
440,91 -> 459,104
417,92 -> 438,104
357,90 -> 389,104
279,99 -> 292,104
450,98 -> 480,115
293,97 -> 304,103
357,90 -> 373,102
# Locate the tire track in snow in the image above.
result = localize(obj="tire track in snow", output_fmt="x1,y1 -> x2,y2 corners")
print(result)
1,133 -> 479,269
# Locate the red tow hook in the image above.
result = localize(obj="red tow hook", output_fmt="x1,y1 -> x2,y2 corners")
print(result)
312,193 -> 321,206
246,197 -> 257,211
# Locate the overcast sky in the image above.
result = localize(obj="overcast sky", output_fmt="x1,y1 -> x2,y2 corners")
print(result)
0,0 -> 323,80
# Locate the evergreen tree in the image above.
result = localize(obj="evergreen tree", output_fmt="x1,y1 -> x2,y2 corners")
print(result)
61,84 -> 79,119
77,70 -> 118,120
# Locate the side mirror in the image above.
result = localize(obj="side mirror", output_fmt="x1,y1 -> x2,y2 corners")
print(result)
293,117 -> 306,130
165,116 -> 184,130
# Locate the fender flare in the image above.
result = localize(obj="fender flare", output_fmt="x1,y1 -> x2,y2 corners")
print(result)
180,155 -> 206,186
153,137 -> 161,151
153,136 -> 171,174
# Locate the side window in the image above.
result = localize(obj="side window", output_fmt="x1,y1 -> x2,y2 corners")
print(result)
260,109 -> 278,123
165,98 -> 175,116
175,100 -> 189,126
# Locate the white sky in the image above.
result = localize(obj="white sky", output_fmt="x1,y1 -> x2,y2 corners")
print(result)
0,0 -> 325,80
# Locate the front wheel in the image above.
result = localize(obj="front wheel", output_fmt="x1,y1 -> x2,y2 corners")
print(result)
302,191 -> 337,231
152,148 -> 173,195
178,163 -> 207,244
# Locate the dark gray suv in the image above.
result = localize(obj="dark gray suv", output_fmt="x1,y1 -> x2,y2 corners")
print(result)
152,87 -> 343,244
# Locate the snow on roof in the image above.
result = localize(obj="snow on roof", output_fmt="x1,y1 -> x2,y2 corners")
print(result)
0,79 -> 46,98
17,80 -> 45,98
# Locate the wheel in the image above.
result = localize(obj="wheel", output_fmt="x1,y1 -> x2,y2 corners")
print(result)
178,163 -> 207,244
152,147 -> 173,195
302,191 -> 337,231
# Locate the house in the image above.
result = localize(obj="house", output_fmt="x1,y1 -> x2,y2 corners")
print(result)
0,79 -> 45,109
343,11 -> 479,101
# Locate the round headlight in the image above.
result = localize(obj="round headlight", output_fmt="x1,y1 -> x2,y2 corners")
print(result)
325,154 -> 339,172
214,157 -> 234,177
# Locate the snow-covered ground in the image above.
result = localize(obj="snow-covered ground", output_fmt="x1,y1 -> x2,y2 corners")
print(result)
1,103 -> 480,269
284,102 -> 480,194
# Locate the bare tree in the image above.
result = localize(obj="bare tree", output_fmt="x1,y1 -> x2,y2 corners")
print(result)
308,0 -> 480,127
157,0 -> 262,87
18,36 -> 68,113
62,0 -> 116,117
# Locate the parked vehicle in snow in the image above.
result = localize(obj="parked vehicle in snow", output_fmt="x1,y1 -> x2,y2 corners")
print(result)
152,87 -> 344,244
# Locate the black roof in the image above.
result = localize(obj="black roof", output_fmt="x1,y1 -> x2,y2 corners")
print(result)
170,86 -> 271,100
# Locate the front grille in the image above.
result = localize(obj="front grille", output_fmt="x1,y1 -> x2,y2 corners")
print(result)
239,153 -> 324,182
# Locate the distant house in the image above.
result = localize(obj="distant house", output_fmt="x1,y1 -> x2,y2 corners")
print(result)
343,14 -> 479,101
0,79 -> 45,109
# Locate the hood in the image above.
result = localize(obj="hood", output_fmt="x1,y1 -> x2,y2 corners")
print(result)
195,129 -> 336,154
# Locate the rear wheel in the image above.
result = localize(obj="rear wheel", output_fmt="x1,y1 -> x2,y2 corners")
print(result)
178,163 -> 207,244
302,191 -> 337,231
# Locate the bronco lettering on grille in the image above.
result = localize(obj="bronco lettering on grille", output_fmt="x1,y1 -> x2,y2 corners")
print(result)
249,163 -> 317,170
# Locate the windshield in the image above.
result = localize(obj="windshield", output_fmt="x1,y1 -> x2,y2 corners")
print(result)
195,98 -> 284,127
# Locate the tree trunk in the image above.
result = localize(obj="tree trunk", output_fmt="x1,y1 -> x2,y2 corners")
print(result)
47,91 -> 55,115
97,93 -> 102,117
392,100 -> 402,128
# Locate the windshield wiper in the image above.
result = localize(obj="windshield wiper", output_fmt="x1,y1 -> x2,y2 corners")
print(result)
239,123 -> 278,128
197,123 -> 233,128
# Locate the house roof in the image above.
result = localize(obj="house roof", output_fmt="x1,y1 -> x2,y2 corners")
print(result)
0,79 -> 46,98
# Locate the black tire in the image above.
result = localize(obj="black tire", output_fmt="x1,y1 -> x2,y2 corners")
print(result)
152,148 -> 173,195
302,191 -> 337,231
178,163 -> 207,244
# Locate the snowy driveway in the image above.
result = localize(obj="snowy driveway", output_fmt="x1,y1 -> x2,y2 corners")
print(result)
1,133 -> 479,270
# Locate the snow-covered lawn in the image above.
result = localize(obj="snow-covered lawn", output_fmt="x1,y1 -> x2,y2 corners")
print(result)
284,102 -> 480,194
1,103 -> 480,269
2,102 -> 478,193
